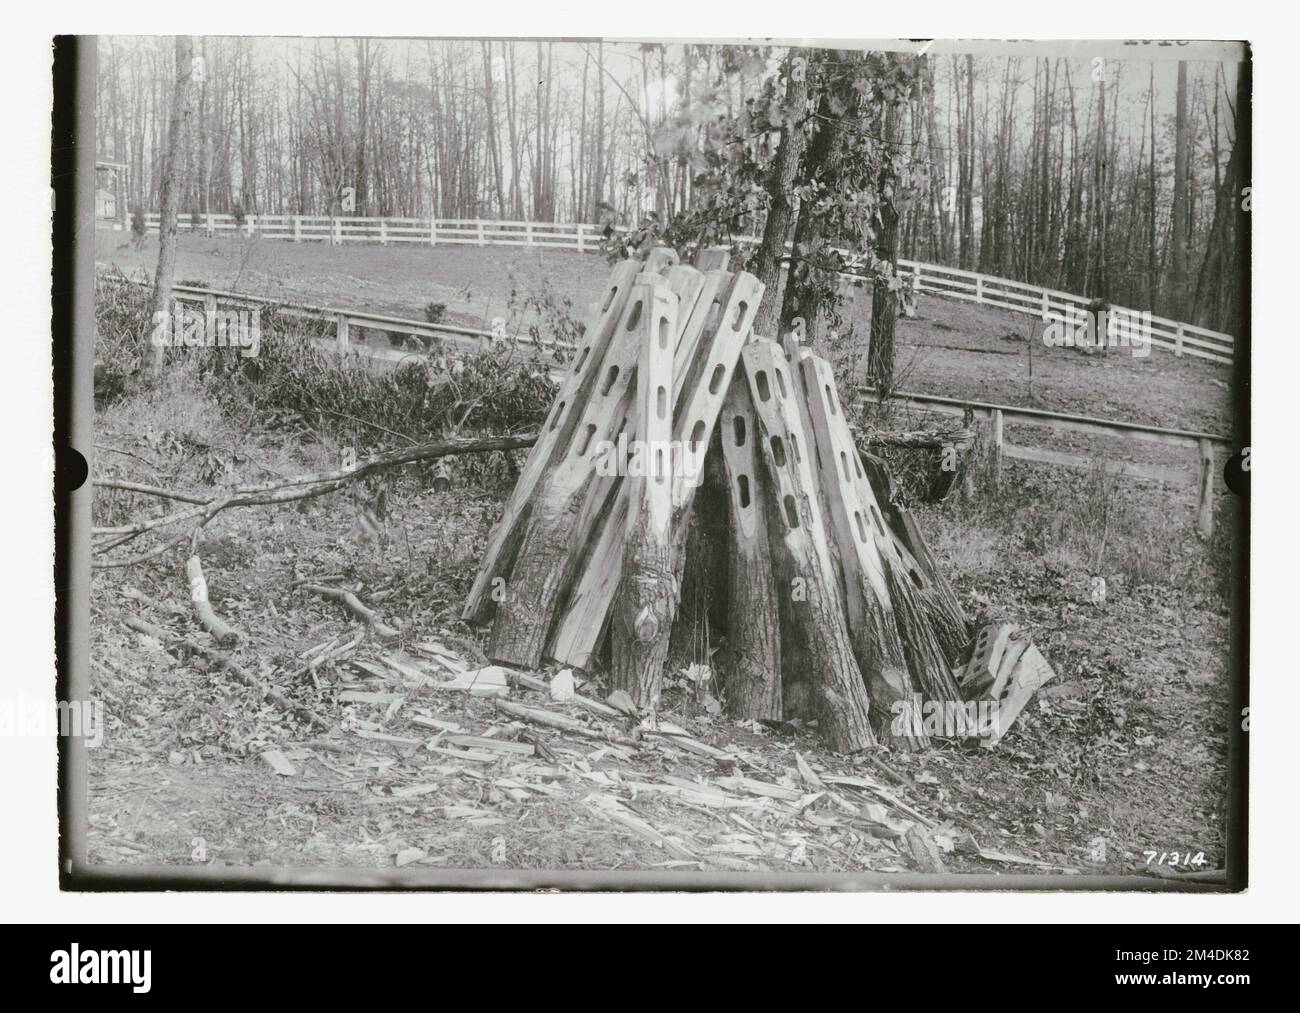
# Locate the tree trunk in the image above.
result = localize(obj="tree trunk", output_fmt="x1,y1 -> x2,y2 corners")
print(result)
1170,60 -> 1190,317
149,35 -> 194,375
867,98 -> 903,396
751,56 -> 809,337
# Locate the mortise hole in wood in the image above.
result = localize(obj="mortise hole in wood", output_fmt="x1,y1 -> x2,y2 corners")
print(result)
770,436 -> 786,468
853,454 -> 863,479
658,315 -> 670,350
732,415 -> 746,447
573,346 -> 589,373
602,285 -> 618,313
626,300 -> 643,331
825,384 -> 837,415
737,474 -> 751,508
550,402 -> 566,431
655,448 -> 665,483
789,433 -> 801,463
870,504 -> 885,533
775,369 -> 788,399
708,363 -> 726,395
731,301 -> 749,330
784,494 -> 800,528
601,365 -> 619,396
657,386 -> 667,420
690,419 -> 706,451
577,423 -> 597,456
840,451 -> 850,481
755,371 -> 771,402
706,299 -> 722,333
855,511 -> 868,542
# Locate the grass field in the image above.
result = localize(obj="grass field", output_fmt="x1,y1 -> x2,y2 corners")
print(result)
86,231 -> 1239,878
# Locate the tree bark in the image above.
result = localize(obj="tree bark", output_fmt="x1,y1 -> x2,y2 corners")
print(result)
149,35 -> 195,375
751,56 -> 810,337
867,97 -> 903,396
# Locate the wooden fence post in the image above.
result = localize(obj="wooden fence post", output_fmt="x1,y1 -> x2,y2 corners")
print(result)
1041,289 -> 1050,322
206,212 -> 214,238
991,408 -> 1004,491
246,214 -> 256,238
477,221 -> 486,247
526,222 -> 534,246
1197,437 -> 1214,538
430,217 -> 437,247
576,224 -> 585,254
293,215 -> 302,243
976,275 -> 984,304
1176,324 -> 1185,357
336,313 -> 350,356
379,219 -> 387,246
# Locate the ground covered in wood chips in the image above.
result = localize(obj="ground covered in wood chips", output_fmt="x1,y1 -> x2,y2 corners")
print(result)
89,234 -> 1236,880
88,380 -> 1234,879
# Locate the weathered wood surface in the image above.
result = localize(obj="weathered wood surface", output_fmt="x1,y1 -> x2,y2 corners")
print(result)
463,258 -> 641,623
610,276 -> 679,706
718,368 -> 781,720
608,271 -> 763,706
796,353 -> 927,747
545,266 -> 714,669
489,270 -> 676,667
741,339 -> 875,752
547,271 -> 762,674
857,450 -> 971,659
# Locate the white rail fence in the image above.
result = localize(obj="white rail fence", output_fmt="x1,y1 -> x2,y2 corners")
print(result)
133,212 -> 1235,366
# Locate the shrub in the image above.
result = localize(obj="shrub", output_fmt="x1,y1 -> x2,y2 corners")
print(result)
93,267 -> 152,404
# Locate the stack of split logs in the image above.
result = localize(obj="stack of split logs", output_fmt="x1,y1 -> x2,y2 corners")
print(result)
463,249 -> 1050,752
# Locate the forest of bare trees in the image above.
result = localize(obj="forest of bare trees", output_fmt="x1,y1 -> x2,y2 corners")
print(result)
95,38 -> 1246,333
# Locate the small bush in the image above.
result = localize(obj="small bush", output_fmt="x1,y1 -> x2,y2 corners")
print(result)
204,315 -> 556,453
424,302 -> 447,324
93,267 -> 152,404
231,204 -> 247,227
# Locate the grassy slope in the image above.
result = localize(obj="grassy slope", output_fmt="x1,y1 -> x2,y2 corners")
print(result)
97,228 -> 1232,434
88,234 -> 1236,877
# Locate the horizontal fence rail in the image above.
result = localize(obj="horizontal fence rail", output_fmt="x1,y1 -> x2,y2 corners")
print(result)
859,386 -> 1233,536
103,266 -> 1231,534
126,212 -> 1235,366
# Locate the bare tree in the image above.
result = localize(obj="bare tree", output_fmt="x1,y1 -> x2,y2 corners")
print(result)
149,35 -> 194,375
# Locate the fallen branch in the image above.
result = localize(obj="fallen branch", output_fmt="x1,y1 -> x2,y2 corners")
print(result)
93,432 -> 537,568
300,584 -> 400,640
186,554 -> 242,645
122,614 -> 329,729
493,699 -> 638,747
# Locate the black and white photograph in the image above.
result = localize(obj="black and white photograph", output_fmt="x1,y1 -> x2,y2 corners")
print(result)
37,25 -> 1257,902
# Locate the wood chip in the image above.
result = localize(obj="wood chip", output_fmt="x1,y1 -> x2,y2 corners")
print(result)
443,734 -> 534,756
337,690 -> 406,704
583,793 -> 695,860
260,749 -> 297,777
